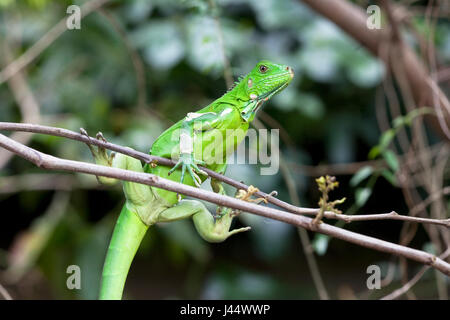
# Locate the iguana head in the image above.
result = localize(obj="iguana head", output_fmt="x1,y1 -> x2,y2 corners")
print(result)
239,60 -> 294,122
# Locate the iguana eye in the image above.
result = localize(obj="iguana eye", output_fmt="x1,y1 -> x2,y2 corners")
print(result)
259,65 -> 268,73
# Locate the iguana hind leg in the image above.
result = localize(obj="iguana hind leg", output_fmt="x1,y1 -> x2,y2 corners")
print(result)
81,129 -> 155,224
158,200 -> 250,243
81,129 -> 118,185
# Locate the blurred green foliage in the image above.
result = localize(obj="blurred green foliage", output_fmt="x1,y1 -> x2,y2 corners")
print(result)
0,0 -> 449,299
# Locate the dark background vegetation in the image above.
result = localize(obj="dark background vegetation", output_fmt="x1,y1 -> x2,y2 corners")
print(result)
0,0 -> 448,299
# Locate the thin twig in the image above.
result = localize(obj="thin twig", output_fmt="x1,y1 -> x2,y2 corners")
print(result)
381,248 -> 450,300
0,173 -> 101,193
0,131 -> 449,276
0,36 -> 41,169
1,122 -> 448,228
300,0 -> 450,140
0,0 -> 111,84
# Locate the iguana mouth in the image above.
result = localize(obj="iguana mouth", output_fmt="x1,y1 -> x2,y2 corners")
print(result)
251,77 -> 291,113
258,80 -> 290,102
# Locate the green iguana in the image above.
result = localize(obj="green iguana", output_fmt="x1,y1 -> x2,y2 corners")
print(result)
85,60 -> 294,299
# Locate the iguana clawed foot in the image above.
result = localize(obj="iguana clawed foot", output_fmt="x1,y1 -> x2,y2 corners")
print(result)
168,152 -> 207,187
213,185 -> 269,220
211,185 -> 266,234
236,185 -> 268,204
80,129 -> 119,185
226,225 -> 252,237
80,128 -> 115,166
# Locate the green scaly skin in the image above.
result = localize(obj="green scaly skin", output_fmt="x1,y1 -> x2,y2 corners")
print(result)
86,61 -> 294,299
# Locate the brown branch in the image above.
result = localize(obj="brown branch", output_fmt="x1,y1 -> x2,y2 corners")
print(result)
0,130 -> 450,276
1,122 -> 448,228
381,247 -> 450,300
328,210 -> 449,226
435,67 -> 450,84
300,0 -> 450,139
0,173 -> 101,193
0,0 -> 111,84
0,41 -> 41,169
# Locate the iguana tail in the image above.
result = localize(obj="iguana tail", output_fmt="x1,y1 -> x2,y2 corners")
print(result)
99,204 -> 148,300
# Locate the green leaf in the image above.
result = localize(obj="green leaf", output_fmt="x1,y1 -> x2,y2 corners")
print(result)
380,169 -> 397,186
392,116 -> 406,129
346,52 -> 384,88
379,129 -> 395,150
312,234 -> 330,256
124,0 -> 154,23
300,46 -> 339,82
368,146 -> 381,159
382,150 -> 399,172
393,107 -> 434,129
350,166 -> 373,187
131,20 -> 185,70
355,187 -> 372,207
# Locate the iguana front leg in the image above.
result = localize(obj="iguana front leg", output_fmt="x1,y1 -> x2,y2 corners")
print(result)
168,112 -> 221,187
